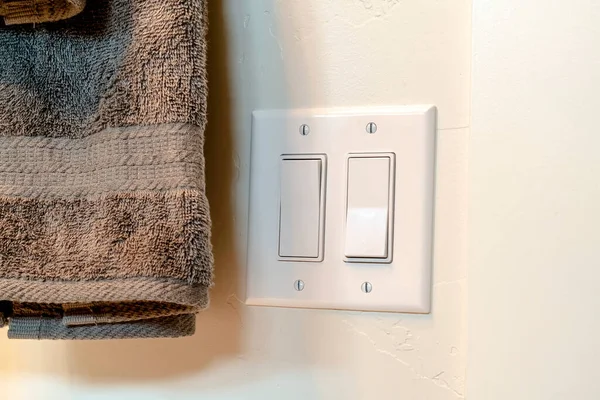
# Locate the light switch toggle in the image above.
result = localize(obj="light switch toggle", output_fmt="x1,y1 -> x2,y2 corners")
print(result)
344,154 -> 395,263
278,154 -> 326,261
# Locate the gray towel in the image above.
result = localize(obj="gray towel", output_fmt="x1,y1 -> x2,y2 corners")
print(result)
0,0 -> 213,339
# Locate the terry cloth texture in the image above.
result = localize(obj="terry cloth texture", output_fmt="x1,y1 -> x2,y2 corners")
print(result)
0,0 -> 213,339
0,0 -> 86,25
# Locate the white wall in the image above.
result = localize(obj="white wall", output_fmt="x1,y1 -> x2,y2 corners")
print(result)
0,1 -> 470,399
469,1 -> 600,399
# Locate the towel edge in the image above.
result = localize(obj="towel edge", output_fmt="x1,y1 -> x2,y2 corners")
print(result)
0,277 -> 209,306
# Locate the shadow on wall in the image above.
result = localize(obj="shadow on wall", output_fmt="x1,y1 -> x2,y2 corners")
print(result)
59,0 -> 241,381
58,0 -> 323,383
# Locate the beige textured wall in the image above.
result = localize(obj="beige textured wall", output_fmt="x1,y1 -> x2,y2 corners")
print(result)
0,1 -> 470,399
469,0 -> 600,398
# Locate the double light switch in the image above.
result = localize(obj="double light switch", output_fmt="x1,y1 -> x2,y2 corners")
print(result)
278,153 -> 395,264
247,106 -> 436,313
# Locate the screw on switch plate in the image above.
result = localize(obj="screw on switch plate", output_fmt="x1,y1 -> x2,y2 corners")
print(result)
299,124 -> 310,136
294,280 -> 305,291
361,282 -> 373,293
366,122 -> 378,134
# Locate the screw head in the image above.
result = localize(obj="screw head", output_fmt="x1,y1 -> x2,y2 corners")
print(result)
294,280 -> 305,291
299,124 -> 310,136
366,122 -> 378,134
361,282 -> 373,293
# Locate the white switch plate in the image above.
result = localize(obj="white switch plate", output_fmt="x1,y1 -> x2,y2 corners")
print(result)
246,106 -> 436,313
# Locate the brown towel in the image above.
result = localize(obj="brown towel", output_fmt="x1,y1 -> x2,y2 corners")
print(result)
0,0 -> 213,339
0,0 -> 85,25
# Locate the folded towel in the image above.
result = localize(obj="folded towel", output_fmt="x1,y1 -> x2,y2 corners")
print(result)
0,0 -> 213,339
1,0 -> 86,25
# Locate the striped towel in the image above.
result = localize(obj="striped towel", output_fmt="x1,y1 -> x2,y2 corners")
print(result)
0,0 -> 213,339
